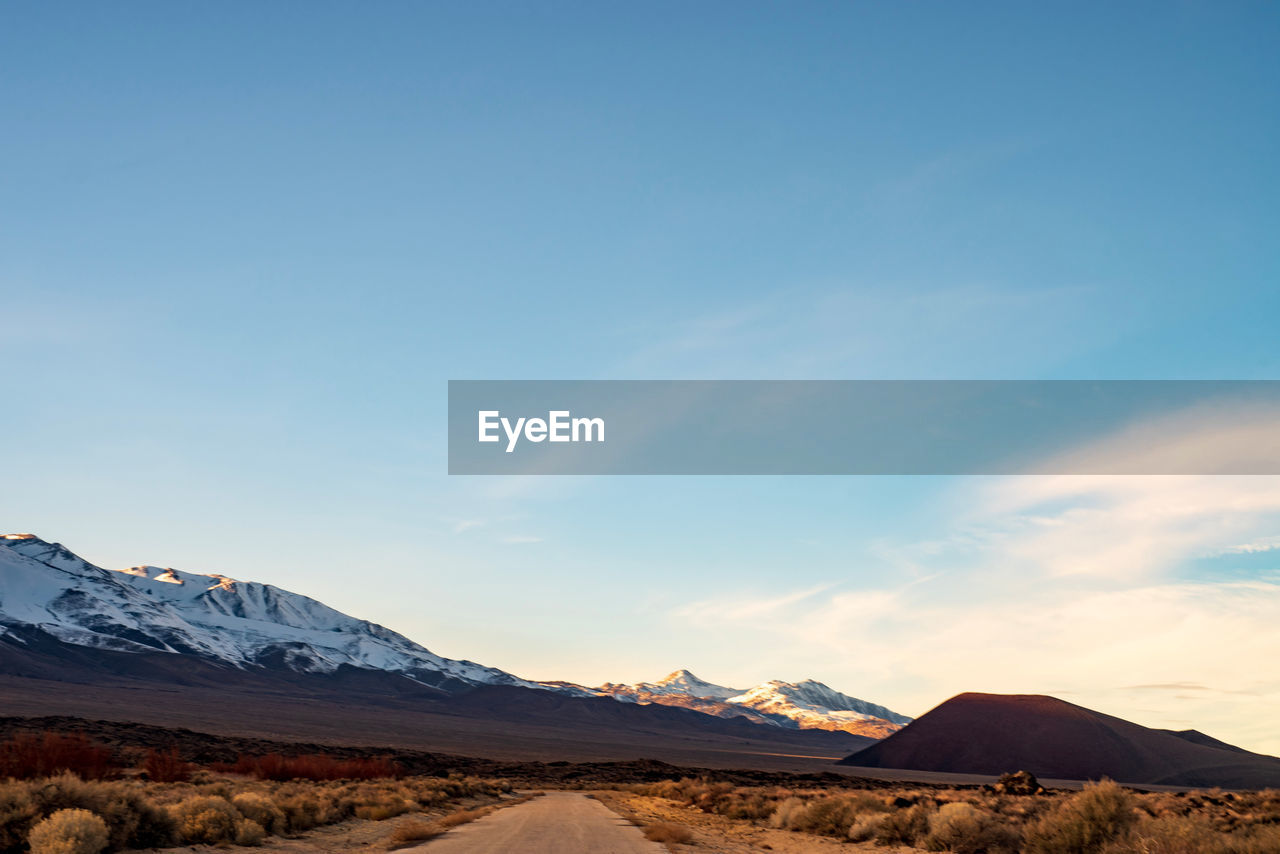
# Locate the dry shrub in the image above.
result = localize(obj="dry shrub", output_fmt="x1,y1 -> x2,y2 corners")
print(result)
141,748 -> 190,783
1101,815 -> 1221,854
787,796 -> 862,837
272,792 -> 324,833
768,796 -> 805,829
848,812 -> 889,842
1099,817 -> 1280,854
0,782 -> 39,852
168,795 -> 241,845
718,792 -> 774,821
620,775 -> 1280,854
231,792 -> 286,835
643,778 -> 738,814
924,801 -> 1021,854
1024,780 -> 1137,854
1227,825 -> 1280,854
770,792 -> 890,838
386,818 -> 441,847
0,734 -> 117,781
437,807 -> 486,829
354,799 -> 411,821
26,809 -> 109,854
877,803 -> 935,846
1243,789 -> 1280,822
266,782 -> 362,833
647,778 -> 902,836
643,821 -> 694,844
0,771 -> 509,853
14,774 -> 173,852
235,818 -> 266,846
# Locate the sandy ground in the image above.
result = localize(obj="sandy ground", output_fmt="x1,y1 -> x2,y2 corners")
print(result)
399,792 -> 663,853
151,789 -> 920,854
592,791 -> 918,853
163,814 -> 414,853
156,795 -> 508,854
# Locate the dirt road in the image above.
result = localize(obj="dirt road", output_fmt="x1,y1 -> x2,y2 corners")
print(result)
403,792 -> 665,853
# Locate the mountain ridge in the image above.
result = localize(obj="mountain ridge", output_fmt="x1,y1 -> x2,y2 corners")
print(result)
596,670 -> 910,738
0,534 -> 906,736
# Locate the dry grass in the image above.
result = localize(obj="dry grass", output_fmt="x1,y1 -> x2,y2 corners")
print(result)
0,772 -> 511,854
385,817 -> 443,847
642,820 -> 694,845
633,775 -> 1280,853
1023,780 -> 1138,854
436,806 -> 487,828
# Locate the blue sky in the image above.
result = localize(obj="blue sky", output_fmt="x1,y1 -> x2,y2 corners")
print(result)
3,3 -> 1280,751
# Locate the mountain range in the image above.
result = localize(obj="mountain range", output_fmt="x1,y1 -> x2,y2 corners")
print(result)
0,533 -> 906,743
9,533 -> 1273,788
596,670 -> 911,738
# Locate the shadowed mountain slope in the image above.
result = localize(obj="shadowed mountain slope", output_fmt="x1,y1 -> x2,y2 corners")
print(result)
838,693 -> 1280,788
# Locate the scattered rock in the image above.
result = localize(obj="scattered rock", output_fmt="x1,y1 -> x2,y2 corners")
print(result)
994,770 -> 1044,795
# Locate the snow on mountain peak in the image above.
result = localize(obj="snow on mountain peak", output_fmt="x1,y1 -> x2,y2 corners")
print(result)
591,669 -> 912,736
653,669 -> 742,699
0,534 -> 537,691
599,669 -> 743,701
0,534 -> 913,738
728,678 -> 913,726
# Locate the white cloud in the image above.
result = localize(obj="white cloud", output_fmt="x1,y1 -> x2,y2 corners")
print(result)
668,408 -> 1280,753
1027,400 -> 1280,476
1220,535 -> 1280,555
969,474 -> 1280,580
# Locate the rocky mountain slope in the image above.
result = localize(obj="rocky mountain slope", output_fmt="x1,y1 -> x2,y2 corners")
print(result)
0,534 -> 905,736
0,534 -> 534,692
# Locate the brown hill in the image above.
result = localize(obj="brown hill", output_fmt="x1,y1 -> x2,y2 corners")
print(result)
0,626 -> 873,773
837,693 -> 1280,788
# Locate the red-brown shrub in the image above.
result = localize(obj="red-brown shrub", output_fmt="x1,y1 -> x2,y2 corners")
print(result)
142,748 -> 191,783
219,753 -> 402,781
0,732 -> 118,780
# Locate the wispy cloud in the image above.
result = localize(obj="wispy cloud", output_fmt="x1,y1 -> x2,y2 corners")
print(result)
667,407 -> 1280,753
970,474 -> 1280,580
1025,399 -> 1280,476
1219,535 -> 1280,555
674,582 -> 838,624
615,283 -> 1115,380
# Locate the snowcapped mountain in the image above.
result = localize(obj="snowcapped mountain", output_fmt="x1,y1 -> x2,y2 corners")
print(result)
601,669 -> 742,701
0,534 -> 908,738
596,670 -> 911,738
0,534 -> 534,691
729,679 -> 913,729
